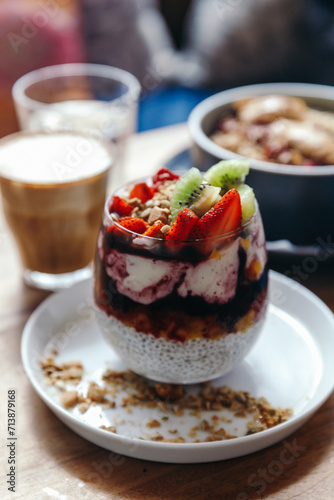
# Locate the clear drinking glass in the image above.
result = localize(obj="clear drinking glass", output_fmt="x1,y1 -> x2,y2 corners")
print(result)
12,63 -> 141,186
94,179 -> 269,384
0,131 -> 115,290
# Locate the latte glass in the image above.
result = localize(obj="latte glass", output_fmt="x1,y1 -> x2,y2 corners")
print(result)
0,131 -> 115,290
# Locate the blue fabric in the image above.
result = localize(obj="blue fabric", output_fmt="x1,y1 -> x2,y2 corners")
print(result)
138,86 -> 214,131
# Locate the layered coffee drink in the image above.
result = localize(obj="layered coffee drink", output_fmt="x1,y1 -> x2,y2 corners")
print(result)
0,131 -> 114,289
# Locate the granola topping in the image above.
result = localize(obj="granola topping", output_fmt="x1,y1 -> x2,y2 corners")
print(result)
125,179 -> 176,225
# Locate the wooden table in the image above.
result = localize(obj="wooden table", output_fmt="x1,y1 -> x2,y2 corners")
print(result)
1,124 -> 334,500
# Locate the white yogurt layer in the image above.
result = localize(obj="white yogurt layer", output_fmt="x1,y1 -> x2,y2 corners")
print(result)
105,250 -> 188,305
178,238 -> 240,304
102,210 -> 267,306
105,238 -> 240,305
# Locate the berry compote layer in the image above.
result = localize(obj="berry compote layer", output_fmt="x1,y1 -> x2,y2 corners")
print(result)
94,166 -> 268,383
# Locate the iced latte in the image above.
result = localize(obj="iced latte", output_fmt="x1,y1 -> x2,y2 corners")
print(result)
0,131 -> 114,289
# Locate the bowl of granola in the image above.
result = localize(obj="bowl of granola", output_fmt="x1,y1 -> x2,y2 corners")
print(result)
188,83 -> 334,247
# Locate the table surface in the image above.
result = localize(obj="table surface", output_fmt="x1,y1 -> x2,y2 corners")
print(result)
1,123 -> 334,500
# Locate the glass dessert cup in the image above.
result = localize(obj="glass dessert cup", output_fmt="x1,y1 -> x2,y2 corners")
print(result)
94,180 -> 269,384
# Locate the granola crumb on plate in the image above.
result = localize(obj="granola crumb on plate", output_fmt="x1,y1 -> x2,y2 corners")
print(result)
40,357 -> 292,444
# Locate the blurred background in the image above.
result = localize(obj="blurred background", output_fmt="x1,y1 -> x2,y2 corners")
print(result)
0,0 -> 334,137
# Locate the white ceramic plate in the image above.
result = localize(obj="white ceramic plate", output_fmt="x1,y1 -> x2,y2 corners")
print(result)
21,271 -> 334,463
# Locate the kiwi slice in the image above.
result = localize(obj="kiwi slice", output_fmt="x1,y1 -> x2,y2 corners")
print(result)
203,160 -> 250,192
170,167 -> 220,221
237,184 -> 256,224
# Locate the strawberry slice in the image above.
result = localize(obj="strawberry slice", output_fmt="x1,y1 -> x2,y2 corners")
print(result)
152,167 -> 179,190
129,182 -> 155,203
143,220 -> 165,238
118,216 -> 148,234
109,195 -> 133,216
190,188 -> 242,241
166,208 -> 199,242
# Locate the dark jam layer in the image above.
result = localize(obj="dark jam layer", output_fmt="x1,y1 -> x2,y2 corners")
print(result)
94,227 -> 268,342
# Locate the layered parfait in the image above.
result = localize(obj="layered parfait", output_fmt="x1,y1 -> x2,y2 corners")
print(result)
94,161 -> 268,383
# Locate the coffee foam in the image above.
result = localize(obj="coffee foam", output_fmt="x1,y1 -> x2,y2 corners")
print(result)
0,132 -> 112,184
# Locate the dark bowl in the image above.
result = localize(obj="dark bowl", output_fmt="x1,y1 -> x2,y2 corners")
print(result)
188,83 -> 334,250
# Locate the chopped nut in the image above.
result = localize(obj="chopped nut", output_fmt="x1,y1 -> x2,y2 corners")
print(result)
155,383 -> 184,401
60,390 -> 78,408
234,410 -> 247,418
212,402 -> 224,411
87,382 -> 106,403
147,206 -> 168,225
140,207 -> 152,219
150,433 -> 164,441
157,401 -> 168,412
162,437 -> 185,443
161,224 -> 171,234
146,401 -> 156,408
146,419 -> 161,429
128,197 -> 142,205
100,425 -> 117,433
77,402 -> 90,413
159,199 -> 171,208
54,380 -> 66,391
205,434 -> 224,442
200,419 -> 210,431
40,358 -> 83,384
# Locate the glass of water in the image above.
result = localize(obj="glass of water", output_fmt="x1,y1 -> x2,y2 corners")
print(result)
12,63 -> 141,186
